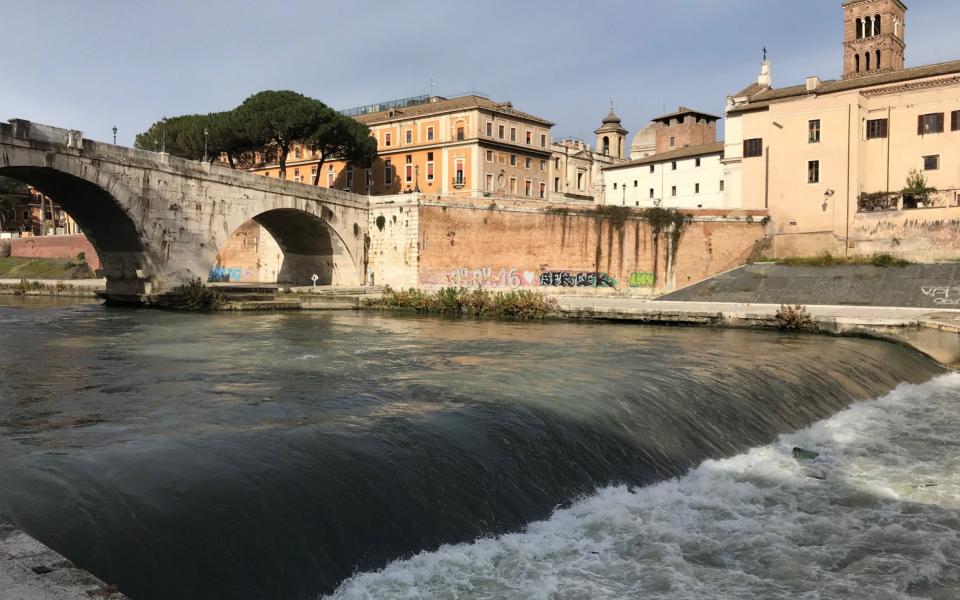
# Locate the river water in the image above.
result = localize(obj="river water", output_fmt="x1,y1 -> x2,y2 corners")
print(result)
0,297 -> 955,599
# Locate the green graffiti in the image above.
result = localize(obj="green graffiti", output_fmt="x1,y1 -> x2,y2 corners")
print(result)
629,272 -> 655,288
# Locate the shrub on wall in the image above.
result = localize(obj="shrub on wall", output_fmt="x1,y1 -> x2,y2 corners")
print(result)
366,286 -> 557,319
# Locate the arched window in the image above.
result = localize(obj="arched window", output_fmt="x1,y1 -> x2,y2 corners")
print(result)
874,15 -> 881,35
865,52 -> 871,71
865,17 -> 872,37
876,50 -> 881,69
855,54 -> 861,73
602,136 -> 610,155
856,18 -> 863,39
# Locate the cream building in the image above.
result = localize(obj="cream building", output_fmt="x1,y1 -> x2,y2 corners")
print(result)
724,0 -> 960,259
549,108 -> 629,203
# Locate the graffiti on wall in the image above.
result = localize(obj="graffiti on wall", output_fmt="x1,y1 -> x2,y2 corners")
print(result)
448,267 -> 540,288
921,286 -> 960,305
629,272 -> 655,288
538,271 -> 618,288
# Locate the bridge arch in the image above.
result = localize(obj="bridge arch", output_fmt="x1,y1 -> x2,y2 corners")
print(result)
213,206 -> 362,286
0,165 -> 160,303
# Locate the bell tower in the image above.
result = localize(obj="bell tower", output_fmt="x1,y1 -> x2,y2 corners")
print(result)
594,104 -> 628,160
843,0 -> 906,78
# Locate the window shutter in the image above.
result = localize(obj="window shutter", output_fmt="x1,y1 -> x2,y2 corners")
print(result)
938,113 -> 945,132
918,115 -> 924,135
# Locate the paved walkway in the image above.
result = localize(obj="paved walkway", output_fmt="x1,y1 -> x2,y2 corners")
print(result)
555,296 -> 960,325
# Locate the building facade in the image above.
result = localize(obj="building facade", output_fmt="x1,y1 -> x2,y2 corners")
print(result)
724,0 -> 960,259
601,143 -> 726,208
251,94 -> 555,201
1,187 -> 79,236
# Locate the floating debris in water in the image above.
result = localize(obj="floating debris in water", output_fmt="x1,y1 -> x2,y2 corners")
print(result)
792,447 -> 820,461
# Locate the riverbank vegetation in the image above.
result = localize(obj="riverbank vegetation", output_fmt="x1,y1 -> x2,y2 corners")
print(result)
0,254 -> 95,279
171,278 -> 224,311
365,287 -> 558,319
757,252 -> 910,268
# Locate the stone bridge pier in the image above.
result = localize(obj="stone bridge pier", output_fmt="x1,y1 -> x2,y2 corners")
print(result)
0,119 -> 371,304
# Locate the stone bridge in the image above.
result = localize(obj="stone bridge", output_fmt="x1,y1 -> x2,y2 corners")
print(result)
0,119 -> 371,303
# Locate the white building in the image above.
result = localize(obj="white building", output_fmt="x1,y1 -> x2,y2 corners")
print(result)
600,142 -> 727,208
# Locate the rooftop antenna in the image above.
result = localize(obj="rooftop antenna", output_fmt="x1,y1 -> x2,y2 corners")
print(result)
763,45 -> 768,61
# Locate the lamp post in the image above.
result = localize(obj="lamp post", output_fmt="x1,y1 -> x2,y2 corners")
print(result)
160,117 -> 167,153
112,125 -> 117,145
202,128 -> 209,163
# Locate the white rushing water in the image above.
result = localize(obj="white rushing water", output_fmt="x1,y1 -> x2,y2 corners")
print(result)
327,373 -> 960,600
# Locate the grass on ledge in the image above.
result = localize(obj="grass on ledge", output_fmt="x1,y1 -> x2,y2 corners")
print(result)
0,256 -> 97,279
364,287 -> 558,319
757,253 -> 910,268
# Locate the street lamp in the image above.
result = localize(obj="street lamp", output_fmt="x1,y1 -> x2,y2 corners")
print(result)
202,128 -> 209,163
112,125 -> 117,145
160,117 -> 167,153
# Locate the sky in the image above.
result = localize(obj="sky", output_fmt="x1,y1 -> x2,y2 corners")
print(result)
1,0 -> 956,147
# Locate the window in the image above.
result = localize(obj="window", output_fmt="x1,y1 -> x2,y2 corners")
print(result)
498,125 -> 505,139
671,161 -> 677,171
293,168 -> 301,183
649,165 -> 655,173
486,173 -> 493,191
345,168 -> 353,190
384,159 -> 393,184
427,127 -> 434,141
426,160 -> 434,181
649,188 -> 655,199
807,160 -> 820,184
311,166 -> 318,177
554,177 -> 560,192
555,158 -> 561,169
525,131 -> 532,144
540,160 -> 546,171
486,122 -> 493,137
808,119 -> 821,143
856,54 -> 861,73
327,165 -> 335,188
867,118 -> 889,139
923,155 -> 940,171
294,146 -> 302,159
405,155 -> 413,183
405,130 -> 412,144
720,180 -> 725,192
918,113 -> 945,135
540,134 -> 547,147
695,183 -> 700,194
744,138 -> 763,158
456,126 -> 465,141
525,180 -> 532,197
671,185 -> 677,197
634,180 -> 638,187
695,157 -> 701,167
525,157 -> 532,169
613,183 -> 618,190
952,110 -> 960,132
510,177 -> 518,195
510,127 -> 517,142
385,133 -> 392,147
577,171 -> 584,190
669,136 -> 676,147
486,150 -> 494,162
510,154 -> 517,166
539,182 -> 546,199
454,159 -> 465,185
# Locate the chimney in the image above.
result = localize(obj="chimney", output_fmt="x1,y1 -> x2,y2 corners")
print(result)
805,76 -> 822,92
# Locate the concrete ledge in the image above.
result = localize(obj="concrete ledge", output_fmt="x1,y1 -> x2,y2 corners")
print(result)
0,521 -> 126,599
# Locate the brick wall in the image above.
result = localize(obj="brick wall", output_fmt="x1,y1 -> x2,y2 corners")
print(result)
417,203 -> 765,295
9,234 -> 101,271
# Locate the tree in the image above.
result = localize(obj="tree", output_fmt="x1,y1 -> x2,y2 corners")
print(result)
0,198 -> 14,231
234,91 -> 330,179
307,109 -> 378,185
0,175 -> 27,232
902,169 -> 938,209
135,114 -> 206,159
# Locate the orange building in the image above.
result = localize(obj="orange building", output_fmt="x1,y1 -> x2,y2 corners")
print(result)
251,94 -> 555,200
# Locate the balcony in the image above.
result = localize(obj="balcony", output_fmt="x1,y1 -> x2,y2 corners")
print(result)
452,175 -> 466,189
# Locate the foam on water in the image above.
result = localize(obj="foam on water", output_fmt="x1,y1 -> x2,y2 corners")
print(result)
327,374 -> 960,600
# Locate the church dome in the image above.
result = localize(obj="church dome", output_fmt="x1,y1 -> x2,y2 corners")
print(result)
630,123 -> 657,159
602,110 -> 622,125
